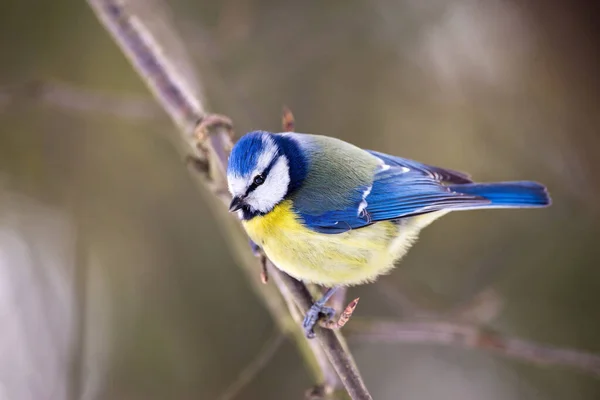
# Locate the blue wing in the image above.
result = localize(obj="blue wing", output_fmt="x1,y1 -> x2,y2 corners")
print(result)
296,156 -> 487,234
366,150 -> 473,184
358,167 -> 486,222
294,150 -> 549,234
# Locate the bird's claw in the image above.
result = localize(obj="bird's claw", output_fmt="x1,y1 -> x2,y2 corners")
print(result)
302,303 -> 336,339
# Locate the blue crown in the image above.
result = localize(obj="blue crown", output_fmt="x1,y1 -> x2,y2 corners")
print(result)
228,131 -> 270,176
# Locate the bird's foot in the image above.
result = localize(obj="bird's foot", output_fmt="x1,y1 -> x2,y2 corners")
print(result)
302,303 -> 336,339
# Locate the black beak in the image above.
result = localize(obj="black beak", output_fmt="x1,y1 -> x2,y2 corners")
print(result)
229,196 -> 244,212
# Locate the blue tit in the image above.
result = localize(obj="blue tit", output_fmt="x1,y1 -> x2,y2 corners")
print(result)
226,130 -> 551,337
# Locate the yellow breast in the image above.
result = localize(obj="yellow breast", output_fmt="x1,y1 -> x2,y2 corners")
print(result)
242,200 -> 446,286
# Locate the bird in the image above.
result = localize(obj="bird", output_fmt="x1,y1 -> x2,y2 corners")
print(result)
226,130 -> 551,337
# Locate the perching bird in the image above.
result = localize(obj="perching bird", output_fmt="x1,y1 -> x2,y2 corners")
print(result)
226,131 -> 551,337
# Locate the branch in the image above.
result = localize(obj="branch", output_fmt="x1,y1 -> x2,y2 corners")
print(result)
87,1 -> 371,398
347,319 -> 600,377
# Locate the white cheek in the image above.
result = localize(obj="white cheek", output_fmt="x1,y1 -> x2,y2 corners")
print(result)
228,175 -> 247,197
246,156 -> 290,213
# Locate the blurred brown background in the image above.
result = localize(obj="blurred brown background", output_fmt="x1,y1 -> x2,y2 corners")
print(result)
0,0 -> 599,399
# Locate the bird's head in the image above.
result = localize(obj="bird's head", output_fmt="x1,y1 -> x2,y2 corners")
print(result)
227,131 -> 307,219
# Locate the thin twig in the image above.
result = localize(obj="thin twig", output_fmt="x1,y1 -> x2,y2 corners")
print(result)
0,80 -> 162,120
282,105 -> 295,131
378,280 -> 435,319
217,331 -> 286,400
320,298 -> 360,331
379,281 -> 504,325
447,288 -> 504,325
347,319 -> 600,377
87,1 -> 371,399
259,253 -> 269,284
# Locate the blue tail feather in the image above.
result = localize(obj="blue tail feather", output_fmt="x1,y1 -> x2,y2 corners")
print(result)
449,181 -> 551,208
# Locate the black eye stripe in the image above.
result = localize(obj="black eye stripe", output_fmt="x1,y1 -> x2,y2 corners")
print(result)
245,156 -> 280,195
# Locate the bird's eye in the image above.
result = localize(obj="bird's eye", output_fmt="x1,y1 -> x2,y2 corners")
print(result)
253,175 -> 265,186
